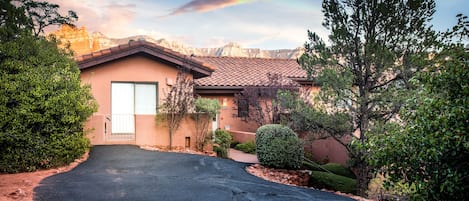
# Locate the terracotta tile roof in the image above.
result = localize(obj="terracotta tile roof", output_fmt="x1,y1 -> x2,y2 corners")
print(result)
75,40 -> 214,79
194,56 -> 308,87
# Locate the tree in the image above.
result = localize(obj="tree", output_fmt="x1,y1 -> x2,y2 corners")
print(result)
0,0 -> 96,172
0,0 -> 77,40
192,97 -> 220,151
233,73 -> 299,126
366,14 -> 469,200
299,0 -> 436,195
158,70 -> 195,150
278,90 -> 352,155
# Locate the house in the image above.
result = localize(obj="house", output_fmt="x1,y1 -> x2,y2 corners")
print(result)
193,56 -> 315,132
77,40 -> 213,150
77,40 -> 349,164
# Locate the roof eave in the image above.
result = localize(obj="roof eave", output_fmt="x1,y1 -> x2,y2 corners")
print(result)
77,42 -> 213,78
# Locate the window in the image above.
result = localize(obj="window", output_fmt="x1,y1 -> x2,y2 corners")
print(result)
135,83 -> 157,114
112,82 -> 158,115
237,99 -> 249,117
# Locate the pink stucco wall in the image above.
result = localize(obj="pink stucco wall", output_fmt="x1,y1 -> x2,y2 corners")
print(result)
80,55 -> 200,149
228,130 -> 256,143
199,95 -> 261,132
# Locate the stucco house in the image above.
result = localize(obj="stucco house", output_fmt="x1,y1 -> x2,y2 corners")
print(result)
77,40 -> 213,149
77,40 -> 348,164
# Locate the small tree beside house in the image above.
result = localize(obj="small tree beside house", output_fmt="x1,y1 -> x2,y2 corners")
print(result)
192,97 -> 221,151
157,70 -> 194,150
233,73 -> 300,126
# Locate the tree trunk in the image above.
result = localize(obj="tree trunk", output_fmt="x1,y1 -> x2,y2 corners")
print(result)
356,160 -> 372,197
169,129 -> 173,150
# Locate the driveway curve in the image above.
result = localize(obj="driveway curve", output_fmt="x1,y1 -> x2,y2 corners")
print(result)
34,145 -> 354,201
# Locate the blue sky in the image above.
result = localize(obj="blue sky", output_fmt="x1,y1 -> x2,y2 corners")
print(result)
50,0 -> 468,50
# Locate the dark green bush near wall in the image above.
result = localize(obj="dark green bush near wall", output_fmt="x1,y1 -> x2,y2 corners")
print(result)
234,141 -> 256,154
213,130 -> 232,158
321,163 -> 356,179
309,171 -> 357,194
256,124 -> 303,169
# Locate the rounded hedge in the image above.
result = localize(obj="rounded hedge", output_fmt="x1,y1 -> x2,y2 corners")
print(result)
256,124 -> 303,169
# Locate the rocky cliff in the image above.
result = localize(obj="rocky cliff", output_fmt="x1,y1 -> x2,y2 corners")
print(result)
51,25 -> 304,59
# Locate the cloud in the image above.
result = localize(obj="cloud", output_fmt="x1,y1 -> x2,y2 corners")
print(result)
165,0 -> 252,16
46,0 -> 137,38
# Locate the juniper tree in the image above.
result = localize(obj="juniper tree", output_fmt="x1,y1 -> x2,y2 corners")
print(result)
299,0 -> 436,195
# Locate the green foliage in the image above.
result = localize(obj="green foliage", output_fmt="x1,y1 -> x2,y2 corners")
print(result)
234,141 -> 256,154
0,0 -> 78,40
192,97 -> 221,151
278,91 -> 351,140
299,0 -> 436,196
321,163 -> 356,179
366,16 -> 469,200
256,124 -> 303,169
213,130 -> 232,158
309,171 -> 357,194
230,141 -> 240,148
194,98 -> 221,116
303,161 -> 356,179
0,0 -> 95,173
0,33 -> 96,173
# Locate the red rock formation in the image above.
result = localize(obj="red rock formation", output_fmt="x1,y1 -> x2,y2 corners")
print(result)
50,25 -> 100,56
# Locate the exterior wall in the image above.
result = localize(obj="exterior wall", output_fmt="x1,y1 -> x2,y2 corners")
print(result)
228,130 -> 256,143
80,55 -> 198,149
308,137 -> 351,166
199,94 -> 259,133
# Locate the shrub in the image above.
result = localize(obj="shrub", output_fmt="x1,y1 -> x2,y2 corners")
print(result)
230,141 -> 240,148
192,98 -> 220,151
0,34 -> 96,173
0,133 -> 89,173
234,141 -> 256,154
309,171 -> 357,194
321,163 -> 356,179
256,124 -> 303,169
213,130 -> 232,158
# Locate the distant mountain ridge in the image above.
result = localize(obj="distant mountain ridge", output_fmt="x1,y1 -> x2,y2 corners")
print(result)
51,25 -> 304,59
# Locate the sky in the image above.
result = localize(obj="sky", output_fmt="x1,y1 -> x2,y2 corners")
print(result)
49,0 -> 469,50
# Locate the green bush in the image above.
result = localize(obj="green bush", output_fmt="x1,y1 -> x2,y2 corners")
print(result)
256,124 -> 303,169
309,171 -> 357,194
0,33 -> 96,173
213,130 -> 232,158
230,141 -> 240,148
321,163 -> 356,179
234,141 -> 256,154
303,161 -> 356,179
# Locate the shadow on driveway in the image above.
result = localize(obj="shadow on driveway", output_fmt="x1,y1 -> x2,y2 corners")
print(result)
34,145 -> 355,201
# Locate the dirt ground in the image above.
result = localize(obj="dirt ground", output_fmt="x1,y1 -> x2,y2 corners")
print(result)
0,152 -> 89,201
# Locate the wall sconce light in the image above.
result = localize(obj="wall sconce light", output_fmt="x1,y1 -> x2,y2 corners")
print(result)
222,98 -> 228,108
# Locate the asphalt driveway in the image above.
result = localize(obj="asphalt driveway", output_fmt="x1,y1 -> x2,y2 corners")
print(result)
34,145 -> 355,201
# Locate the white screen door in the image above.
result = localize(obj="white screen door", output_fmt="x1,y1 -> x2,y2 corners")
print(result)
111,83 -> 135,134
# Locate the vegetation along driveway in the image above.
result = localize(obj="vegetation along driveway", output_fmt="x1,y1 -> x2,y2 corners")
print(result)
34,145 -> 354,201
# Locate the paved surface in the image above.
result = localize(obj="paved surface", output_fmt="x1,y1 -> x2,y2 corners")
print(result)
229,148 -> 259,164
34,145 -> 354,201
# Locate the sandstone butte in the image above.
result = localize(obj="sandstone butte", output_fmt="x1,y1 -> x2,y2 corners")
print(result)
50,25 -> 101,56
